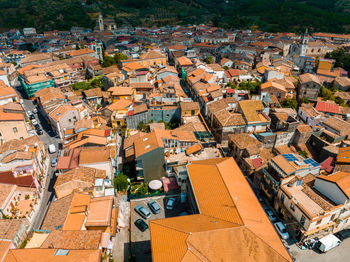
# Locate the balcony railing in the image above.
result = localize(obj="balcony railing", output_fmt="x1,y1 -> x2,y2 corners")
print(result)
262,168 -> 280,187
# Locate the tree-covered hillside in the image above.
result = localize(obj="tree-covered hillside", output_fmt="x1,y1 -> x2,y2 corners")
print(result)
1,0 -> 350,33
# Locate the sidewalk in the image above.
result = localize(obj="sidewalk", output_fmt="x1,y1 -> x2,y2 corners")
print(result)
112,227 -> 129,262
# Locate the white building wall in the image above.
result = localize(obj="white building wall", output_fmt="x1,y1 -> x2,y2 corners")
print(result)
0,75 -> 9,86
314,179 -> 348,205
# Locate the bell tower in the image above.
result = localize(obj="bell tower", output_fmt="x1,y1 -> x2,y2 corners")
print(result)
98,14 -> 104,32
300,28 -> 309,56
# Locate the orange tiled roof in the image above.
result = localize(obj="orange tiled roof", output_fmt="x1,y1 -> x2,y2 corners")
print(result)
40,230 -> 102,250
318,171 -> 350,198
3,248 -> 101,262
66,48 -> 94,57
150,158 -> 292,262
106,99 -> 132,111
177,56 -> 193,67
85,196 -> 113,227
62,193 -> 90,231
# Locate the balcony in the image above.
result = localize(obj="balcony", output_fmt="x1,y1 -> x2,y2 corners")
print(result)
262,168 -> 280,188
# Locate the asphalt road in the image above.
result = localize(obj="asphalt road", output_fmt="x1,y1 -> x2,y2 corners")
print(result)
15,85 -> 60,230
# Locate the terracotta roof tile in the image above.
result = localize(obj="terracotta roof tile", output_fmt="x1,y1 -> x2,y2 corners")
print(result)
150,158 -> 292,262
41,230 -> 102,249
106,99 -> 132,111
41,194 -> 74,231
4,249 -> 101,262
85,196 -> 113,227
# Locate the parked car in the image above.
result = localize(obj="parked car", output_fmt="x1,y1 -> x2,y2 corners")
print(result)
256,191 -> 264,202
51,158 -> 57,167
315,234 -> 341,252
166,198 -> 176,210
28,113 -> 35,120
34,123 -> 40,129
263,207 -> 277,222
33,108 -> 38,114
134,205 -> 151,219
32,119 -> 38,125
36,128 -> 43,135
48,144 -> 56,154
134,219 -> 149,232
147,200 -> 161,214
274,222 -> 289,240
335,229 -> 350,241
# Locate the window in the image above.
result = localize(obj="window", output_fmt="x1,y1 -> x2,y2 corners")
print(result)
290,203 -> 295,211
316,219 -> 322,225
13,127 -> 18,133
68,119 -> 72,122
20,137 -> 23,140
191,110 -> 195,116
280,193 -> 285,204
300,215 -> 306,226
330,213 -> 336,222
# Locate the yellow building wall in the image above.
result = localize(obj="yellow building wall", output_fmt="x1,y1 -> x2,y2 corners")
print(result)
111,90 -> 136,103
112,95 -> 131,103
138,58 -> 167,67
318,61 -> 333,71
182,109 -> 200,117
111,117 -> 126,130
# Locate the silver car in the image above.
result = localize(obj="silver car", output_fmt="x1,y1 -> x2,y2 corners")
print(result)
274,222 -> 289,240
166,198 -> 176,210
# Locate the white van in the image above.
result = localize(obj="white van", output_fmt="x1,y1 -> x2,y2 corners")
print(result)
48,144 -> 56,154
316,234 -> 341,252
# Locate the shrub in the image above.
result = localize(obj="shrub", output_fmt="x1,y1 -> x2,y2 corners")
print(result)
137,183 -> 149,195
114,173 -> 129,192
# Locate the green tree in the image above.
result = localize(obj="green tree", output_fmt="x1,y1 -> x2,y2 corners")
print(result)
281,98 -> 298,109
319,86 -> 335,101
102,55 -> 115,67
227,82 -> 238,88
114,52 -> 127,64
298,150 -> 308,159
71,81 -> 90,90
300,97 -> 310,104
26,43 -> 36,53
71,76 -> 104,90
114,173 -> 129,192
238,80 -> 260,94
89,76 -> 104,89
325,47 -> 350,73
137,121 -> 148,132
335,96 -> 345,106
206,56 -> 214,64
165,118 -> 180,130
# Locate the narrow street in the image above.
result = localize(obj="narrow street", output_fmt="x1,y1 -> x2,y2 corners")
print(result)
15,85 -> 60,230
